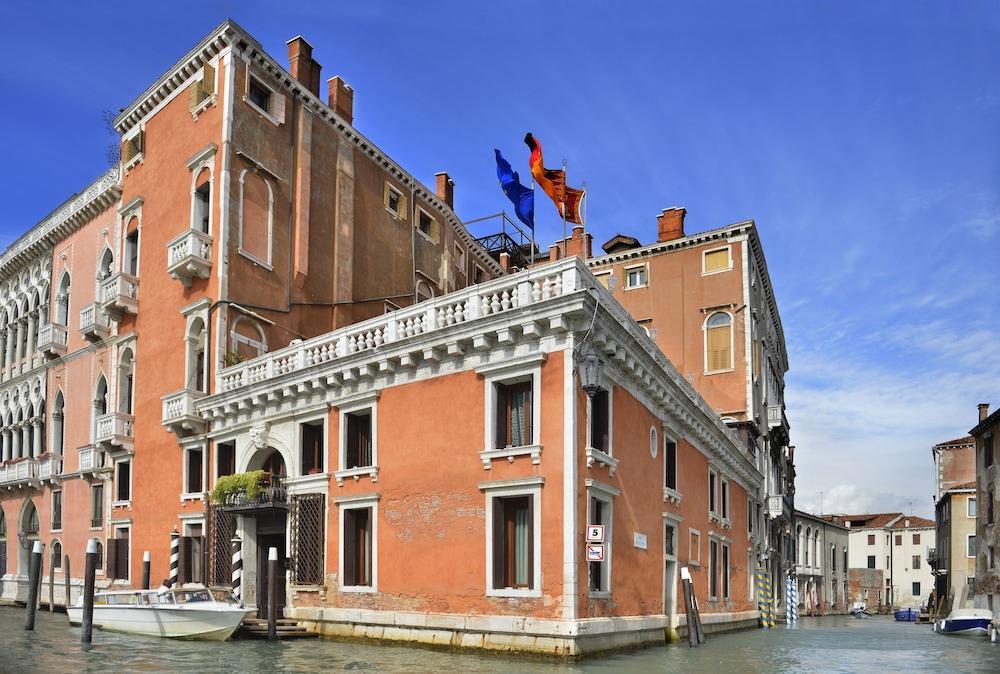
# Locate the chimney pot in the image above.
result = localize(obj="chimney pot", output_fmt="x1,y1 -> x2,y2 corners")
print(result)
656,207 -> 686,242
435,172 -> 454,209
287,36 -> 321,97
327,76 -> 354,125
980,403 -> 991,422
499,252 -> 511,272
564,225 -> 592,260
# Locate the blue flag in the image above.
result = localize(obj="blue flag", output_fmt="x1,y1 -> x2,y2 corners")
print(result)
494,149 -> 535,230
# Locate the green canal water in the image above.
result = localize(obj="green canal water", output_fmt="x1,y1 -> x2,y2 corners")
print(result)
0,608 -> 996,673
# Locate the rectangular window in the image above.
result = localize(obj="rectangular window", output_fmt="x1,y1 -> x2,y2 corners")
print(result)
116,461 -> 131,502
247,76 -> 271,111
665,440 -> 677,491
709,540 -> 719,599
594,272 -> 612,290
912,533 -> 920,545
664,522 -> 675,558
125,230 -> 139,275
217,441 -> 236,478
300,420 -> 325,474
912,581 -> 921,597
417,209 -> 439,243
492,495 -> 533,590
747,498 -> 754,534
91,484 -> 103,528
709,470 -> 717,514
454,243 -> 466,271
345,410 -> 373,469
969,498 -> 977,518
721,479 -> 730,520
473,264 -> 485,285
722,543 -> 730,600
108,528 -> 129,580
895,535 -> 902,546
968,576 -> 976,595
990,546 -> 996,569
703,247 -> 731,273
968,535 -> 977,558
51,491 -> 62,530
689,529 -> 701,565
193,183 -> 211,234
495,381 -> 532,448
386,184 -> 402,215
624,265 -> 647,289
343,507 -> 373,587
912,554 -> 921,569
588,496 -> 611,594
867,555 -> 876,569
186,449 -> 203,494
868,534 -> 875,545
589,388 -> 610,453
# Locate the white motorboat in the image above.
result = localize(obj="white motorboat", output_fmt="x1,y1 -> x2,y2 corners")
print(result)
933,608 -> 993,637
67,587 -> 252,640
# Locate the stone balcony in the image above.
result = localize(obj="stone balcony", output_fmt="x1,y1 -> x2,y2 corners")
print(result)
0,457 -> 39,487
99,272 -> 139,320
161,388 -> 207,437
36,322 -> 68,359
37,453 -> 62,482
79,302 -> 110,341
166,229 -> 213,286
78,445 -> 107,476
94,412 -> 134,454
767,404 -> 789,442
766,493 -> 793,521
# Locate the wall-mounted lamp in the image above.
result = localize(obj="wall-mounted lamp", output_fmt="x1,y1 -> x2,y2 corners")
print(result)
579,345 -> 604,398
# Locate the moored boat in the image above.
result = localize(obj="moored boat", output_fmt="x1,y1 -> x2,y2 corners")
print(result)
894,607 -> 918,622
67,587 -> 252,640
933,608 -> 993,636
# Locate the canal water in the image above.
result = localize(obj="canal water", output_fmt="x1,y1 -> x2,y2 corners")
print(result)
0,608 -> 996,673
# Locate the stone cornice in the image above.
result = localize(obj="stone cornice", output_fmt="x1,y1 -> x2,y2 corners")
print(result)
112,19 -> 502,278
0,167 -> 120,278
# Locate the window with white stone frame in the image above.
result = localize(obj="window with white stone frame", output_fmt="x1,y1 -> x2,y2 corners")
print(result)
182,446 -> 204,498
337,494 -> 378,592
587,481 -> 617,598
336,393 -> 379,486
481,477 -> 543,598
663,433 -> 681,503
478,356 -> 544,468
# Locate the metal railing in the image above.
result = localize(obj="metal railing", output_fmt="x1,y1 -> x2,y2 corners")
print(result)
215,473 -> 287,510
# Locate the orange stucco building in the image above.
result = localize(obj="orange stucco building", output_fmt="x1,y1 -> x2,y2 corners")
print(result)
0,20 -> 778,655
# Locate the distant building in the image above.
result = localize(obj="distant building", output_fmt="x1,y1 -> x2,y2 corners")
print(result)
841,513 -> 935,608
930,435 -> 977,614
795,511 -> 849,614
848,568 -> 884,608
972,403 -> 1000,619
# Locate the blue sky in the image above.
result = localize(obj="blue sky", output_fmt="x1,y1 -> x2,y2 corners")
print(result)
2,2 -> 998,517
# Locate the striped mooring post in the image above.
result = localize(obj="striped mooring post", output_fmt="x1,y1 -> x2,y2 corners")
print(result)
788,575 -> 799,624
231,536 -> 243,601
757,563 -> 771,629
169,528 -> 180,587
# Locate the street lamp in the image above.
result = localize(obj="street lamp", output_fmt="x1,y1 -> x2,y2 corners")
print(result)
579,345 -> 604,398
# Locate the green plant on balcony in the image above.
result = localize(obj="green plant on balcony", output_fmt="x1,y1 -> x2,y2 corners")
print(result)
223,350 -> 248,367
211,470 -> 266,504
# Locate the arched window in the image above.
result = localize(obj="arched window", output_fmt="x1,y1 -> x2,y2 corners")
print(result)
22,501 -> 39,535
261,449 -> 286,477
124,218 -> 140,277
229,316 -> 266,363
117,348 -> 135,415
238,169 -> 273,265
52,391 -> 65,455
705,312 -> 733,372
97,248 -> 115,283
192,167 -> 212,234
94,374 -> 108,420
90,538 -> 104,572
415,279 -> 434,304
186,318 -> 208,392
804,527 -> 811,566
55,273 -> 71,326
51,540 -> 62,569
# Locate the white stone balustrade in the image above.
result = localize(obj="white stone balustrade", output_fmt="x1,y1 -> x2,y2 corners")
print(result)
100,272 -> 139,319
38,454 -> 62,479
78,445 -> 106,473
79,302 -> 110,341
166,229 -> 213,286
0,458 -> 39,485
161,388 -> 207,436
94,412 -> 134,452
36,322 -> 68,358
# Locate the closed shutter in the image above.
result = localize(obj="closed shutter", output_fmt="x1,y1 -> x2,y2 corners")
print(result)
117,538 -> 129,580
491,499 -> 504,589
188,82 -> 202,112
707,326 -> 731,370
106,537 -> 117,579
343,509 -> 357,586
179,536 -> 190,585
526,496 -> 535,590
383,183 -> 392,211
291,494 -> 325,585
704,249 -> 729,272
273,92 -> 286,125
397,192 -> 408,222
203,63 -> 216,96
495,384 -> 507,449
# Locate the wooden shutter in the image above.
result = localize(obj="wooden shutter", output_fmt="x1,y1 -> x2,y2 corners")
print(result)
523,384 -> 533,445
526,496 -> 535,590
705,249 -> 729,272
495,384 -> 507,449
179,536 -> 190,585
188,82 -> 202,112
491,499 -> 504,590
383,183 -> 392,210
106,537 -> 117,579
343,510 -> 357,586
118,538 -> 129,580
398,192 -> 408,222
203,63 -> 216,96
707,326 -> 731,370
273,92 -> 286,125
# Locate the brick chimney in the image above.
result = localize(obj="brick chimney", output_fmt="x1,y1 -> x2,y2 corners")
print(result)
564,225 -> 592,259
548,243 -> 562,261
656,207 -> 686,242
980,403 -> 991,422
499,252 -> 511,273
327,76 -> 354,124
435,172 -> 454,208
287,36 -> 321,97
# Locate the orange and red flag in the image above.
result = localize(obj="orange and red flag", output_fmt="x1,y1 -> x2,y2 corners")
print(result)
524,133 -> 585,224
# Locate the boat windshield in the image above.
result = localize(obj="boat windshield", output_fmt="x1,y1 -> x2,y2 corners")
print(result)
173,589 -> 213,603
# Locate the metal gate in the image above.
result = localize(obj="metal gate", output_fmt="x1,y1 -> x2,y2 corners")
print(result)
208,506 -> 236,587
290,493 -> 325,585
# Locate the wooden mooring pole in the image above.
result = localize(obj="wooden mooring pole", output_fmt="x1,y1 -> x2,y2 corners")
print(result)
267,547 -> 278,641
141,551 -> 151,590
49,550 -> 56,612
81,539 -> 97,645
680,566 -> 705,647
24,541 -> 43,630
64,555 -> 72,608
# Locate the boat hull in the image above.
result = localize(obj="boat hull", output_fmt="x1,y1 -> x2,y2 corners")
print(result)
67,605 -> 250,640
894,609 -> 918,622
934,617 -> 991,636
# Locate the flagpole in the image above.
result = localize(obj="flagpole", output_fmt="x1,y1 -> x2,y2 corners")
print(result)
581,180 -> 588,260
561,159 -> 568,258
530,178 -> 536,268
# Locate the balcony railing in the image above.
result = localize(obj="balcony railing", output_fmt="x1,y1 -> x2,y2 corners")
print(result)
214,473 -> 287,511
78,445 -> 107,474
768,404 -> 789,435
79,302 -> 110,341
766,494 -> 793,520
37,453 -> 62,480
161,388 -> 207,436
99,272 -> 139,320
166,229 -> 213,286
94,412 -> 134,453
0,457 -> 39,485
36,323 -> 68,359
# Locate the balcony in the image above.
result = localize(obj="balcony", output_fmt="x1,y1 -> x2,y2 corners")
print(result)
78,445 -> 108,475
0,457 -> 39,486
37,453 -> 62,482
36,322 -> 68,359
99,272 -> 139,320
167,229 -> 213,286
161,388 -> 207,437
766,493 -> 793,521
79,302 -> 110,341
767,404 -> 789,441
213,472 -> 287,512
94,412 -> 134,454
